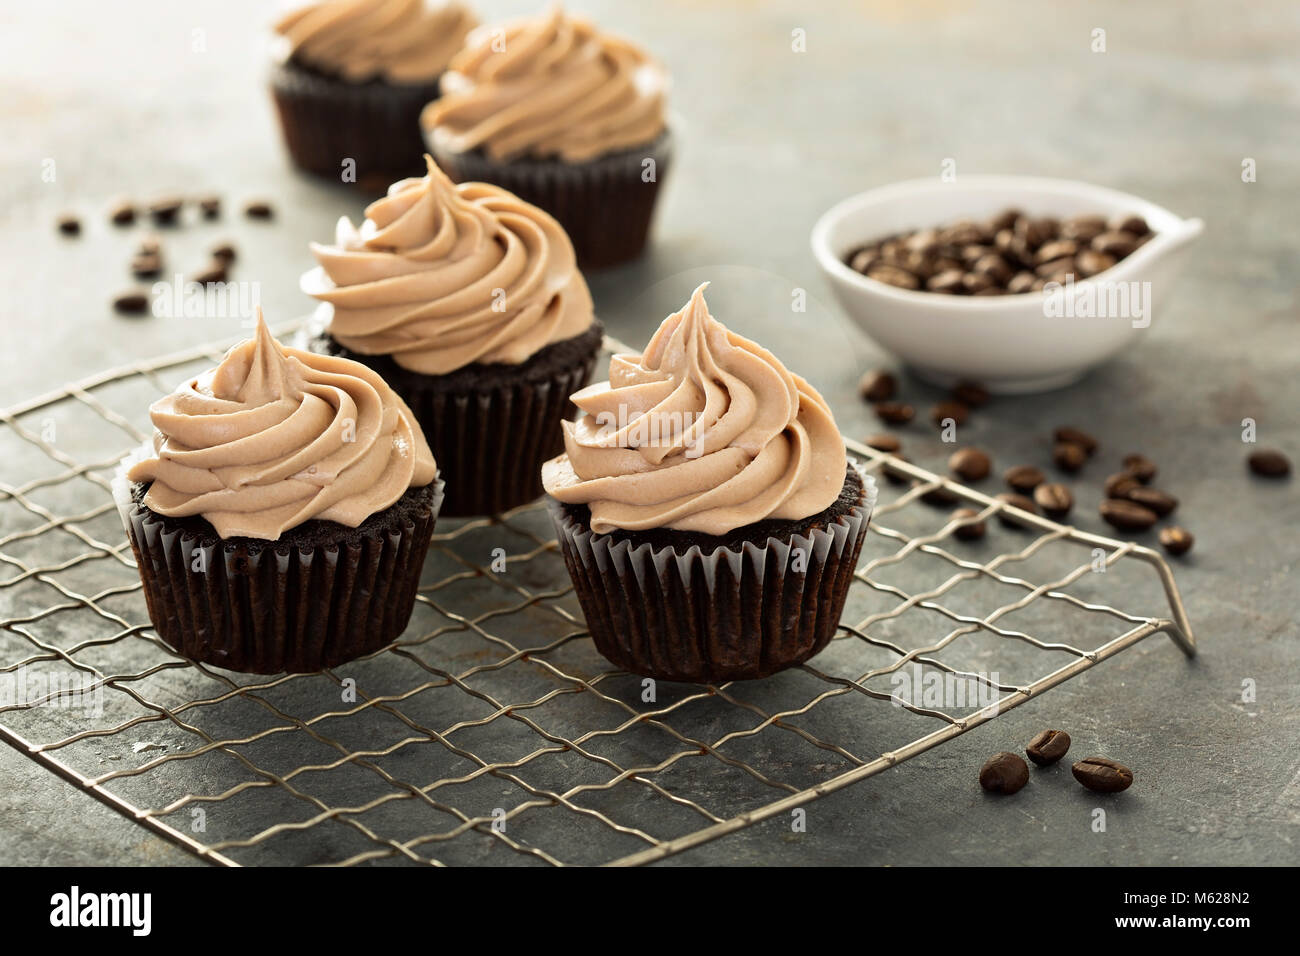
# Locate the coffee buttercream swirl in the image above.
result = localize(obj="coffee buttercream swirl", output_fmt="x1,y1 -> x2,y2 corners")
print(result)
301,156 -> 594,375
274,0 -> 476,84
422,5 -> 667,162
127,311 -> 437,540
542,285 -> 846,535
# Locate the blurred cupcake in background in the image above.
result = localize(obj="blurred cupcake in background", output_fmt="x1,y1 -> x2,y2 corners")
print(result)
270,0 -> 477,190
421,4 -> 672,268
301,155 -> 603,516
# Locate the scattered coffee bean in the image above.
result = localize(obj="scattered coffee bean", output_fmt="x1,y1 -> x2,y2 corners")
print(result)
1092,230 -> 1138,258
951,381 -> 990,407
995,492 -> 1037,527
1099,498 -> 1158,531
926,269 -> 965,293
931,400 -> 969,427
1025,729 -> 1071,766
1006,271 -> 1037,294
244,200 -> 274,220
1247,448 -> 1291,478
864,433 -> 902,453
858,369 -> 897,403
1005,464 -> 1046,494
952,507 -> 986,541
148,196 -> 183,225
1103,471 -> 1140,498
131,253 -> 163,279
1034,482 -> 1073,520
1159,526 -> 1194,556
211,242 -> 237,265
868,264 -> 920,290
57,213 -> 81,236
1122,453 -> 1157,483
113,291 -> 150,315
197,195 -> 221,219
1123,486 -> 1178,517
1052,442 -> 1087,473
191,261 -> 228,284
1072,757 -> 1133,793
849,247 -> 878,273
874,401 -> 915,425
1053,426 -> 1098,456
979,752 -> 1029,795
109,199 -> 136,226
949,447 -> 991,482
1036,239 -> 1078,263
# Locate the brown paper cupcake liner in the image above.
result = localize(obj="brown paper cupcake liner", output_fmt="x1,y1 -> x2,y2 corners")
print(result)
270,60 -> 443,191
117,472 -> 444,674
549,466 -> 876,683
427,131 -> 673,269
309,322 -> 603,517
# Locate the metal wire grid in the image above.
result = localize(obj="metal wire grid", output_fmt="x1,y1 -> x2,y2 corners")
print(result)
0,326 -> 1196,867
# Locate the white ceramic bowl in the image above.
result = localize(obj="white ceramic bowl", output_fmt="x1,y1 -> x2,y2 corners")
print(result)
811,175 -> 1204,393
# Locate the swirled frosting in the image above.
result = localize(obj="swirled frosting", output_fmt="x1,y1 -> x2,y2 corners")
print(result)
542,285 -> 847,535
301,155 -> 594,375
273,0 -> 477,84
127,312 -> 437,540
421,6 -> 668,162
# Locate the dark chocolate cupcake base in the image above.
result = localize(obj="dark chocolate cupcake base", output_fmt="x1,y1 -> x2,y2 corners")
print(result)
120,479 -> 443,674
310,322 -> 604,517
550,464 -> 874,683
271,60 -> 443,192
427,131 -> 672,269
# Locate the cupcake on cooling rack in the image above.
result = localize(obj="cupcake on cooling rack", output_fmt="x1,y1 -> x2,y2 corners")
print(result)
115,311 -> 443,674
421,4 -> 672,268
270,0 -> 477,189
542,285 -> 876,683
300,154 -> 603,516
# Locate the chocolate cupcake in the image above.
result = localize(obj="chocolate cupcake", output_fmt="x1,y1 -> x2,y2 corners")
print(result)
270,0 -> 477,190
542,285 -> 875,683
421,6 -> 671,268
114,312 -> 443,674
300,155 -> 601,516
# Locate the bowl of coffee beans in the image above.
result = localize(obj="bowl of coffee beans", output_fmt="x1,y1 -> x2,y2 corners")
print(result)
811,175 -> 1203,393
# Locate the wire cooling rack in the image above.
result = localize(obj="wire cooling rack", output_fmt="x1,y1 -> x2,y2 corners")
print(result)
0,327 -> 1195,867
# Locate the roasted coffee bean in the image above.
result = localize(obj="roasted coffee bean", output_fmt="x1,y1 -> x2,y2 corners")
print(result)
1005,464 -> 1046,494
941,220 -> 986,246
972,253 -> 1013,284
113,291 -> 150,315
57,213 -> 81,235
931,400 -> 969,427
979,752 -> 1029,795
109,199 -> 136,226
198,195 -> 221,219
1099,498 -> 1158,531
867,264 -> 920,290
1053,426 -> 1098,456
211,241 -> 237,264
864,433 -> 902,453
971,287 -> 1005,296
1103,471 -> 1140,498
949,447 -> 991,482
137,234 -> 162,256
991,208 -> 1021,232
1092,230 -> 1138,258
874,400 -> 915,425
961,271 -> 995,294
1026,729 -> 1071,766
1075,249 -> 1116,278
191,261 -> 228,284
849,247 -> 878,273
244,200 -> 275,220
1159,526 -> 1194,556
1060,214 -> 1106,242
959,243 -> 988,266
1123,486 -> 1178,517
1072,757 -> 1133,793
148,196 -> 183,225
1248,448 -> 1291,477
1122,453 -> 1157,483
920,483 -> 961,507
1036,239 -> 1078,264
1034,482 -> 1073,520
1035,256 -> 1076,279
904,229 -> 939,255
927,269 -> 965,293
1006,271 -> 1037,294
858,369 -> 897,403
1015,217 -> 1050,250
995,492 -> 1038,527
951,507 -> 986,541
1110,213 -> 1149,237
951,381 -> 990,407
130,253 -> 162,279
1052,442 -> 1087,473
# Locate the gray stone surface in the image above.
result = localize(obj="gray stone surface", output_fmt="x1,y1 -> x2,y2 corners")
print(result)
1,0 -> 1296,866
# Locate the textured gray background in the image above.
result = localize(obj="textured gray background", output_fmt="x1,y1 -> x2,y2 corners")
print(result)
1,0 -> 1296,865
